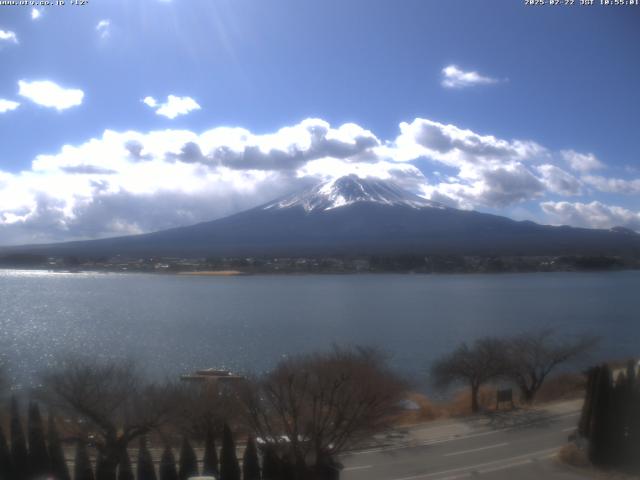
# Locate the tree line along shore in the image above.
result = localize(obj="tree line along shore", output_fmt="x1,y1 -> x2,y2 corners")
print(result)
1,252 -> 639,275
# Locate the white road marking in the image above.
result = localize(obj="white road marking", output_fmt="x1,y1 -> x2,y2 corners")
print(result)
434,455 -> 555,480
478,453 -> 555,474
343,465 -> 373,472
443,442 -> 509,457
389,447 -> 559,480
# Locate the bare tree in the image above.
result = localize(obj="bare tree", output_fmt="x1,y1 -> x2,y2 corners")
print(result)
504,329 -> 598,403
431,338 -> 507,413
240,346 -> 406,478
39,358 -> 175,480
162,381 -> 240,442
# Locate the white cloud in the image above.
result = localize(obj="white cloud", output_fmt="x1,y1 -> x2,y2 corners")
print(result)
96,19 -> 111,39
541,201 -> 640,231
419,164 -> 545,209
142,96 -> 158,108
561,150 -> 604,173
582,175 -> 640,195
18,80 -> 84,111
441,65 -> 499,89
0,115 -> 632,244
394,118 -> 546,167
31,8 -> 42,20
0,99 -> 20,113
392,118 -> 548,208
0,119 -> 407,244
143,95 -> 201,119
0,29 -> 18,44
536,164 -> 582,196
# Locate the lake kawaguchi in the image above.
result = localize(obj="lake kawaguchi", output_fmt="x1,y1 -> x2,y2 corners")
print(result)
1,269 -> 638,390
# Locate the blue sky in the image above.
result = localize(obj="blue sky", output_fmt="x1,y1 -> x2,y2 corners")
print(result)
0,0 -> 639,244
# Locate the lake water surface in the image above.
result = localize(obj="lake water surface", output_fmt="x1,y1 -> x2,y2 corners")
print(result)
1,270 -> 638,389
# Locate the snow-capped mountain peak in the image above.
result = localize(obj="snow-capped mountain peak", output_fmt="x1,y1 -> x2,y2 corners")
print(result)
264,175 -> 444,213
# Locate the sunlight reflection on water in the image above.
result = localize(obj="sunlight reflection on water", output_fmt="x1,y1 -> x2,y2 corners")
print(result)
0,270 -> 639,390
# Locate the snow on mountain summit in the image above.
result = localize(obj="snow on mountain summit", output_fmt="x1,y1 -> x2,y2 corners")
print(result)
264,175 -> 444,213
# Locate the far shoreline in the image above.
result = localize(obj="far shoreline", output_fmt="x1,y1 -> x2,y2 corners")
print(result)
1,266 -> 640,278
176,270 -> 246,276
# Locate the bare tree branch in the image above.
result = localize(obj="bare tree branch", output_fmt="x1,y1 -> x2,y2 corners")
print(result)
239,346 -> 406,473
504,330 -> 598,403
39,358 -> 176,480
431,337 -> 508,413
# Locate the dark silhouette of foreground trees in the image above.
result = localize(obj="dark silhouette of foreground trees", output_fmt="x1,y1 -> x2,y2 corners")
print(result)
40,359 -> 175,480
431,330 -> 596,412
137,437 -> 157,480
220,423 -> 241,480
28,401 -> 50,478
74,440 -> 95,480
261,445 -> 282,480
177,437 -> 197,480
0,347 -> 399,480
117,449 -> 134,480
10,397 -> 29,480
579,361 -> 640,473
202,428 -> 219,477
240,346 -> 406,479
0,424 -> 12,480
243,436 -> 261,480
159,446 -> 179,480
49,413 -> 71,480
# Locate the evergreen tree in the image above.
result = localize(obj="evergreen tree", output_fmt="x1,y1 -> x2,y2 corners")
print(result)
95,451 -> 108,480
220,424 -> 240,480
578,367 -> 597,438
610,372 -> 629,466
0,423 -> 14,480
159,446 -> 178,480
630,362 -> 640,472
48,414 -> 71,480
137,437 -> 157,480
73,441 -> 95,480
622,359 -> 638,469
279,455 -> 294,480
626,359 -> 637,389
202,429 -> 219,477
117,449 -> 134,480
10,397 -> 29,480
315,452 -> 341,480
28,402 -> 50,478
588,365 -> 613,466
242,436 -> 261,480
178,437 -> 198,480
581,362 -> 640,473
261,446 -> 280,480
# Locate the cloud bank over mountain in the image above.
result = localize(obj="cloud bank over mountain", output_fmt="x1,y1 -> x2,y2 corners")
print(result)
0,117 -> 637,245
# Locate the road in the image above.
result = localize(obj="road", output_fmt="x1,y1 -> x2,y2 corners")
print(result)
341,402 -> 589,480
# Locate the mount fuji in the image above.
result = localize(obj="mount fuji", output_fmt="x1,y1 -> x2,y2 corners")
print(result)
263,175 -> 444,213
7,175 -> 640,258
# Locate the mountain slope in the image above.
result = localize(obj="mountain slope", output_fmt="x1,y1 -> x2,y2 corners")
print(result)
7,175 -> 640,258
